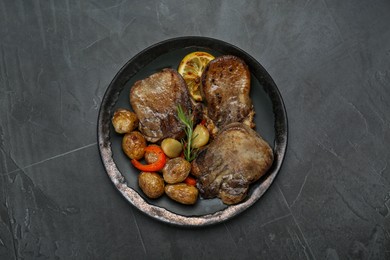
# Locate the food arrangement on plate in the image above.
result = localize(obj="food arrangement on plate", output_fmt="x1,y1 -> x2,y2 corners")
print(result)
111,51 -> 274,206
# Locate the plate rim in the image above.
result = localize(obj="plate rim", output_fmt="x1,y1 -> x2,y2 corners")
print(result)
97,36 -> 288,226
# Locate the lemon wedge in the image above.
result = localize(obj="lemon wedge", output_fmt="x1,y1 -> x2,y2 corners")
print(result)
178,51 -> 215,101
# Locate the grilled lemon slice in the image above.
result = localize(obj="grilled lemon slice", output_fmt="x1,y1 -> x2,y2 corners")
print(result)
178,51 -> 215,102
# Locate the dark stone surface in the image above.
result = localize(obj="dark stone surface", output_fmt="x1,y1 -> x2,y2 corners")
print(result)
0,0 -> 389,258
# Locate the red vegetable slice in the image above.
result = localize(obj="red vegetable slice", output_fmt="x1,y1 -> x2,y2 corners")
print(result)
184,176 -> 197,186
131,146 -> 166,172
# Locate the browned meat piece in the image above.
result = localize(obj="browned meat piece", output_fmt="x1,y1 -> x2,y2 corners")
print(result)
191,123 -> 273,205
201,55 -> 254,136
130,69 -> 191,143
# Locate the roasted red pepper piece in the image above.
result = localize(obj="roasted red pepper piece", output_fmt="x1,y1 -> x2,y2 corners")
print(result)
131,146 -> 166,172
184,176 -> 197,186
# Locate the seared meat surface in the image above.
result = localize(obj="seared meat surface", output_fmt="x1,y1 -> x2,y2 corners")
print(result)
130,69 -> 191,143
201,55 -> 254,135
128,55 -> 274,205
191,123 -> 273,205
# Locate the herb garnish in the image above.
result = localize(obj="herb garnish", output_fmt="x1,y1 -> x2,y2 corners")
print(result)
177,105 -> 198,162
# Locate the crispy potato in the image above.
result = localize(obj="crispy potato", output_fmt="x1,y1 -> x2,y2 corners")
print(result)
122,131 -> 146,160
192,124 -> 209,148
162,157 -> 191,184
144,144 -> 160,164
161,138 -> 182,158
165,183 -> 198,205
138,172 -> 165,199
112,108 -> 139,134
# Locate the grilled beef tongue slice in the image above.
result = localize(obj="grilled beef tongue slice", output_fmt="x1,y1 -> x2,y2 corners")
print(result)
201,55 -> 255,136
130,68 -> 192,143
191,122 -> 274,205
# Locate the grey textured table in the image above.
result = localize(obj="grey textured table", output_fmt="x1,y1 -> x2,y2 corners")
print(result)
1,0 -> 389,259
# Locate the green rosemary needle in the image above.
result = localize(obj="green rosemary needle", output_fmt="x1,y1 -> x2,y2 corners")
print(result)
177,104 -> 198,162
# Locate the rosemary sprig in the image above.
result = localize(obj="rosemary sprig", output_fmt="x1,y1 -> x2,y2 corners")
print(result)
177,105 -> 198,162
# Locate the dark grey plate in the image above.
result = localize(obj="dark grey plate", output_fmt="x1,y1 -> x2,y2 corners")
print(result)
97,36 -> 288,226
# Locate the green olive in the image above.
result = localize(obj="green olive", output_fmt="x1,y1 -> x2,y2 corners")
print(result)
161,138 -> 183,158
192,124 -> 209,148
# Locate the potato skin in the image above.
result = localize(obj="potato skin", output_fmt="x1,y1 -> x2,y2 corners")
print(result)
165,183 -> 199,205
162,157 -> 191,184
138,172 -> 165,199
144,145 -> 162,164
122,131 -> 147,160
112,108 -> 139,134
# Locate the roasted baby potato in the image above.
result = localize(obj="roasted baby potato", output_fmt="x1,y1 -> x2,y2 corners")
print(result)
192,124 -> 209,148
144,144 -> 161,164
161,138 -> 183,158
138,172 -> 165,199
122,131 -> 146,160
162,157 -> 191,184
112,108 -> 139,134
165,183 -> 199,205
